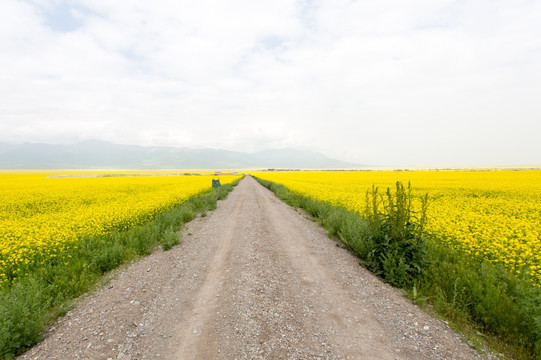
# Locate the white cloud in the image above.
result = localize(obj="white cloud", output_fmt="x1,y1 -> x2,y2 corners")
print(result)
0,0 -> 540,166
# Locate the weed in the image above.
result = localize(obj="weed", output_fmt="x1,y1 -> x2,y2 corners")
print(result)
363,182 -> 429,287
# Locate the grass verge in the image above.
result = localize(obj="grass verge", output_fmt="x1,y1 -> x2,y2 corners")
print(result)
0,178 -> 241,359
254,176 -> 540,360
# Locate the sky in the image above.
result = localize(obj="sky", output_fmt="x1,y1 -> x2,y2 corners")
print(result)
0,0 -> 540,167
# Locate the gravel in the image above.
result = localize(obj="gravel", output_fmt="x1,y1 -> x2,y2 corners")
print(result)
18,176 -> 496,360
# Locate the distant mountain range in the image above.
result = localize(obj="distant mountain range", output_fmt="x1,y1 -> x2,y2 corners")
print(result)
0,141 -> 363,169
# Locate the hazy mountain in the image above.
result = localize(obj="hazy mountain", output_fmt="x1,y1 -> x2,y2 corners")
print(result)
0,141 -> 363,169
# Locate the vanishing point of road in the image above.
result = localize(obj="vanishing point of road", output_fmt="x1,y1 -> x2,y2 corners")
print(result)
20,176 -> 493,360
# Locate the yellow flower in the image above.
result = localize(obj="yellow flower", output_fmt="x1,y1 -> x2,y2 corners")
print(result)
0,171 -> 241,287
254,170 -> 541,285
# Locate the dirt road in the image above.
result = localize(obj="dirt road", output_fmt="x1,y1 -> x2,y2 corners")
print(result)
20,176 -> 493,359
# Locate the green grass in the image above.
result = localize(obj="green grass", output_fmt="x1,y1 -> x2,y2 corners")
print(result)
254,176 -> 541,360
0,178 -> 241,359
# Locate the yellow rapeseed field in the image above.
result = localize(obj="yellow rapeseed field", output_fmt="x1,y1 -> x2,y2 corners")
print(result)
0,172 -> 240,287
254,170 -> 541,284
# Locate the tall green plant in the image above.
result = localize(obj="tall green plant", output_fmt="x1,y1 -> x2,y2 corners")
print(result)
364,181 -> 429,287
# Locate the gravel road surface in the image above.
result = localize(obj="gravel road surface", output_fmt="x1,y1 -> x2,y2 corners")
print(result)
19,176 -> 494,360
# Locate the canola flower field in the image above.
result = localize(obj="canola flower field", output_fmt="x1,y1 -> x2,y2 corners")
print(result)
0,172 -> 240,288
254,170 -> 541,284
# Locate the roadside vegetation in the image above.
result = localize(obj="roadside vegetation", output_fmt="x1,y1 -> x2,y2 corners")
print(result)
255,176 -> 541,360
0,179 -> 241,359
1,173 -> 240,288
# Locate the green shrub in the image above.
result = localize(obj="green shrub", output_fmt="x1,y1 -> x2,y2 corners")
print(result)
363,182 -> 429,287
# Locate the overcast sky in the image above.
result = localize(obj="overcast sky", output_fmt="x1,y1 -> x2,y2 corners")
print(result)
1,0 -> 540,166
